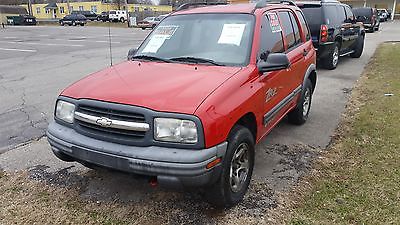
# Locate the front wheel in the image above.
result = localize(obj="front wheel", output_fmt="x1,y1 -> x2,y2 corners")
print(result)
203,125 -> 255,208
120,17 -> 125,23
288,79 -> 313,125
72,21 -> 76,26
322,42 -> 339,70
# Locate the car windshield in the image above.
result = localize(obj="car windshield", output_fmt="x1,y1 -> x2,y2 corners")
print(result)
135,13 -> 255,66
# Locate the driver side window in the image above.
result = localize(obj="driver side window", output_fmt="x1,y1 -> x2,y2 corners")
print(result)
259,12 -> 284,61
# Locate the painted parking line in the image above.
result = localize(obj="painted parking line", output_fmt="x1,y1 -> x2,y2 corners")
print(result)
2,37 -> 17,39
0,41 -> 84,47
0,47 -> 37,52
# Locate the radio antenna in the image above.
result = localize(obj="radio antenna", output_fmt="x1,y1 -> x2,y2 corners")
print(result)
108,23 -> 113,66
107,2 -> 113,66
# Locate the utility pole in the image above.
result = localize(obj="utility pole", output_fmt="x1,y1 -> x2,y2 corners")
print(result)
67,0 -> 71,14
392,0 -> 397,20
125,0 -> 130,27
28,0 -> 33,16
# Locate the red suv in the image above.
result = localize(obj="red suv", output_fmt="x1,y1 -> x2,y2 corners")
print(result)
47,0 -> 317,207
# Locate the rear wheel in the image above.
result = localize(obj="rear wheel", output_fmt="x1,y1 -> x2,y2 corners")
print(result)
141,27 -> 146,30
203,125 -> 255,208
322,42 -> 339,70
288,79 -> 313,125
120,17 -> 125,23
350,35 -> 364,58
72,21 -> 76,26
60,21 -> 64,26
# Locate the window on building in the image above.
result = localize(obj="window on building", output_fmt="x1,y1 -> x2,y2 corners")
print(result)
60,6 -> 64,14
36,7 -> 40,14
278,11 -> 296,50
79,6 -> 84,11
259,12 -> 284,59
45,8 -> 50,14
69,6 -> 73,13
91,5 -> 97,13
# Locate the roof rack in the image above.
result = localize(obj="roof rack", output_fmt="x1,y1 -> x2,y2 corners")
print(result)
255,0 -> 296,9
175,2 -> 228,11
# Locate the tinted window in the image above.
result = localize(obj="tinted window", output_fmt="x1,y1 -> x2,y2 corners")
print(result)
259,12 -> 284,58
299,6 -> 322,26
278,11 -> 296,50
353,8 -> 372,17
296,11 -> 310,41
289,11 -> 301,45
324,5 -> 340,25
337,6 -> 347,23
344,6 -> 354,22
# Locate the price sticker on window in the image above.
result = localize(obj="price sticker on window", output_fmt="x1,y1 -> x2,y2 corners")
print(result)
267,12 -> 282,33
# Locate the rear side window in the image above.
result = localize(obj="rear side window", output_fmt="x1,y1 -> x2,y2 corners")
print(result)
344,6 -> 354,22
299,6 -> 322,26
288,11 -> 301,45
296,11 -> 311,41
324,5 -> 340,25
259,12 -> 284,57
278,11 -> 296,50
337,6 -> 347,23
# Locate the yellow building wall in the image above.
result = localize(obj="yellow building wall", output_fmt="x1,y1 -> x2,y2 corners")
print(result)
22,1 -> 172,20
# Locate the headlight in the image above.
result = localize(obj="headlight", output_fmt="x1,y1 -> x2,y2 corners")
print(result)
154,118 -> 198,144
55,100 -> 75,124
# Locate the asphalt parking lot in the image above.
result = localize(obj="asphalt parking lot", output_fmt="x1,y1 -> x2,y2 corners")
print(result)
0,22 -> 399,222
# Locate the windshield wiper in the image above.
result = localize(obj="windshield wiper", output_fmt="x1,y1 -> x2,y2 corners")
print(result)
169,56 -> 225,66
131,55 -> 173,63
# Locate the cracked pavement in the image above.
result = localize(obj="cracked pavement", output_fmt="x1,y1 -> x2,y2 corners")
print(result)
0,23 -> 399,221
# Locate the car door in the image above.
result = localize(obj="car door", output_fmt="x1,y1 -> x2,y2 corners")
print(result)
256,11 -> 292,133
278,10 -> 304,93
337,5 -> 352,50
344,5 -> 359,48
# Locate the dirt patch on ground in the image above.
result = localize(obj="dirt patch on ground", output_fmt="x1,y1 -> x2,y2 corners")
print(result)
0,142 -> 319,224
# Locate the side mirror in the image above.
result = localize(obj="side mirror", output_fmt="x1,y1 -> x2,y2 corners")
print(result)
127,48 -> 137,60
258,53 -> 290,73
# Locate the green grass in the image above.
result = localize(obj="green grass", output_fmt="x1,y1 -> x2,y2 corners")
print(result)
290,42 -> 400,224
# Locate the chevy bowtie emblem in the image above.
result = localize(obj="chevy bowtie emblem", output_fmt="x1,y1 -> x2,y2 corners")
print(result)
96,117 -> 112,127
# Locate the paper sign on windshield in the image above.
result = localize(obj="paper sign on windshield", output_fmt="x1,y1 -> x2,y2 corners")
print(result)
142,35 -> 168,53
267,12 -> 282,33
154,25 -> 178,39
218,24 -> 246,46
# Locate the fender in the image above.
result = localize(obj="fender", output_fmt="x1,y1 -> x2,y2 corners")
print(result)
302,63 -> 317,92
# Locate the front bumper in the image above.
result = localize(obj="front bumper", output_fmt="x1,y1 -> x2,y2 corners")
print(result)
47,121 -> 227,188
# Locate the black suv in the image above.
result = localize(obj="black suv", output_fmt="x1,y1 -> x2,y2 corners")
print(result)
72,10 -> 98,21
296,0 -> 365,69
352,7 -> 380,32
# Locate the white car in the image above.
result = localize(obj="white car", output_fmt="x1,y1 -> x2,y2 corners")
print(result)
108,10 -> 127,22
377,9 -> 389,21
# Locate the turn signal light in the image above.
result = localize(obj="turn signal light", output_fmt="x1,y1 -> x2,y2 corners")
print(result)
206,158 -> 222,169
320,24 -> 328,43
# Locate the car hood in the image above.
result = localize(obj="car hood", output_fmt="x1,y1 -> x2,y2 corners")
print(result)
61,61 -> 242,114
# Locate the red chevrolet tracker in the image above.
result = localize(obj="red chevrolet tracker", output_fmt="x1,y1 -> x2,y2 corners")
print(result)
47,0 -> 317,207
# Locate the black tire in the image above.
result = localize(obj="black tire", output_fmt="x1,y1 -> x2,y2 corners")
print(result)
60,21 -> 64,26
72,21 -> 76,26
322,42 -> 339,70
350,35 -> 364,58
141,27 -> 146,30
288,79 -> 313,125
203,125 -> 255,208
375,25 -> 380,31
120,17 -> 125,23
80,23 -> 84,26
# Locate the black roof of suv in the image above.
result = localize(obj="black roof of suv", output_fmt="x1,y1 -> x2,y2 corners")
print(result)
296,0 -> 365,70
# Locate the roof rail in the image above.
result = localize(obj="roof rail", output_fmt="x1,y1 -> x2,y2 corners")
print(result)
320,0 -> 339,3
255,0 -> 296,9
175,2 -> 228,11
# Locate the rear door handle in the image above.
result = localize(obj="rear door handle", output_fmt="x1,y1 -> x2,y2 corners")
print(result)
303,49 -> 309,57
